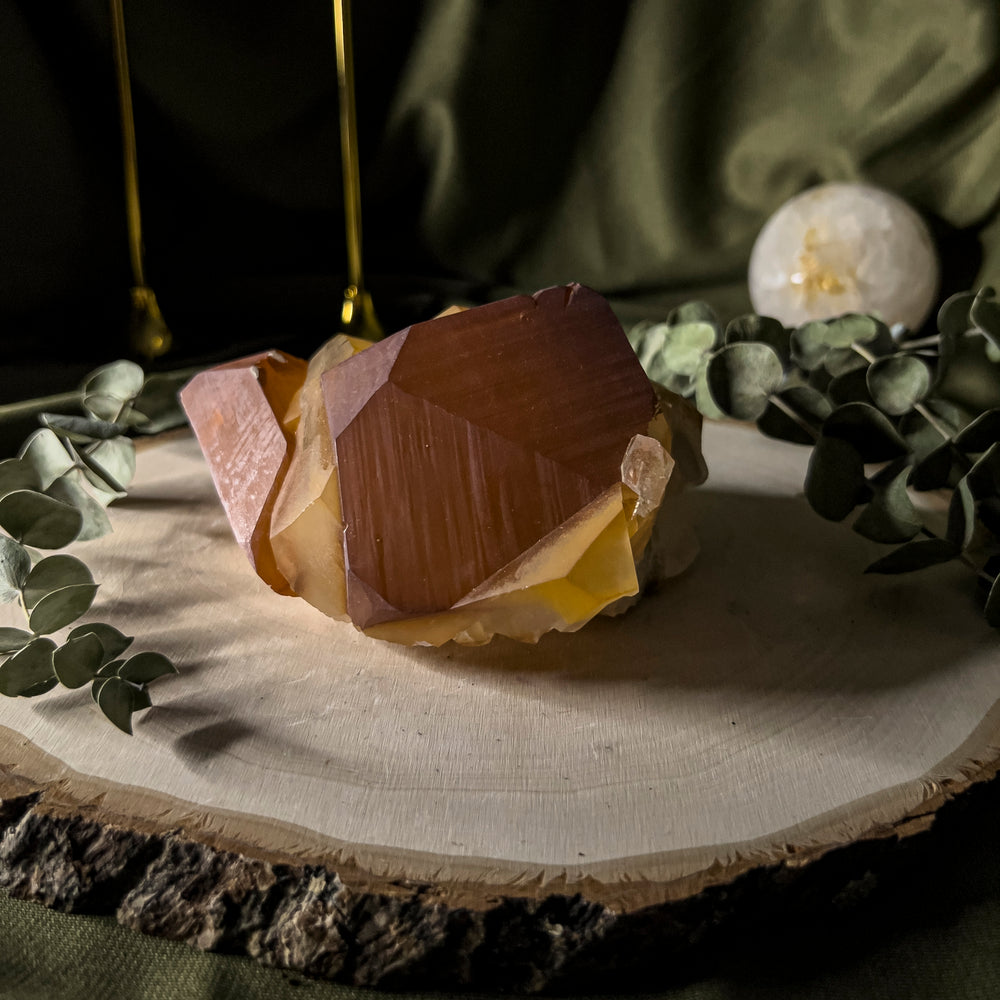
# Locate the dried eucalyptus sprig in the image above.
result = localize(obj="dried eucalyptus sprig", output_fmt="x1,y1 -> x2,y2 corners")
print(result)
0,361 -> 186,732
630,287 -> 1000,627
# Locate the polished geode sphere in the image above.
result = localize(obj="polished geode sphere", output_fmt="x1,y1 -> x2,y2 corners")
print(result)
748,183 -> 940,331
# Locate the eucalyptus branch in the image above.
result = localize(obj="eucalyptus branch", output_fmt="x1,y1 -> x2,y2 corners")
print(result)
629,288 -> 1000,629
767,392 -> 820,442
900,334 -> 941,351
913,402 -> 955,442
0,361 -> 187,731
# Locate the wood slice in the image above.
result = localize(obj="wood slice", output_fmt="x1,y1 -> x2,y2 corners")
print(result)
0,422 -> 997,991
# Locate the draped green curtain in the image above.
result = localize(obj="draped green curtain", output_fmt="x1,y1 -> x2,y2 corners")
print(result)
378,0 -> 1000,317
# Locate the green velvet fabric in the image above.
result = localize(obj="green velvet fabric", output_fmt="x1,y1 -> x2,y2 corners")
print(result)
2,0 -> 1000,996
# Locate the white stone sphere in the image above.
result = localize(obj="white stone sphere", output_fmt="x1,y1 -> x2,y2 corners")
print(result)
747,182 -> 940,331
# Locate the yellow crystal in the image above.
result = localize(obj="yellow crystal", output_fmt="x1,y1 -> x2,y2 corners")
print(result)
269,335 -> 370,620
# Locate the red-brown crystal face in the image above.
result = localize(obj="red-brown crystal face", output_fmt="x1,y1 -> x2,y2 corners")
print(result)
322,284 -> 657,628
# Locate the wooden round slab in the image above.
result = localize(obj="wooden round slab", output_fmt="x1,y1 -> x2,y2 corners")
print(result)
0,422 -> 997,991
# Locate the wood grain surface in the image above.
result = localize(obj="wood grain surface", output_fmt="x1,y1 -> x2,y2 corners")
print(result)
0,421 -> 996,990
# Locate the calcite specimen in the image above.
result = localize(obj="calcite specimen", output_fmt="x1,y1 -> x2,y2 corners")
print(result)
269,335 -> 370,619
179,350 -> 307,594
182,284 -> 705,645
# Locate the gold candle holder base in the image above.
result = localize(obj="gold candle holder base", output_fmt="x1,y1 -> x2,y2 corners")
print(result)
129,286 -> 173,360
339,284 -> 383,341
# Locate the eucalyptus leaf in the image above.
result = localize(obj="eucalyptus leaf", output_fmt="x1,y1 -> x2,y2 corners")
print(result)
828,367 -> 873,406
816,318 -> 864,349
94,675 -> 138,734
986,574 -> 1000,628
725,314 -> 790,366
693,356 -> 728,420
909,442 -> 955,491
0,638 -> 56,696
78,437 -> 136,495
867,355 -> 931,416
954,408 -> 1000,453
923,398 -> 969,431
865,538 -> 959,575
822,403 -> 909,462
0,627 -> 32,654
778,385 -> 833,423
901,405 -> 963,464
22,554 -> 94,610
931,292 -> 973,391
18,676 -> 59,698
790,321 -> 833,371
655,372 -> 694,398
981,497 -> 1000,536
633,322 -> 666,373
0,458 -> 40,498
791,315 -> 891,374
84,477 -> 120,510
667,300 -> 718,326
852,466 -> 921,544
705,342 -> 783,421
82,393 -> 126,423
826,314 -> 892,349
756,386 -> 831,445
18,428 -> 75,489
932,327 -> 958,391
626,319 -> 654,353
39,413 -> 122,442
807,366 -> 834,394
81,360 -> 144,404
823,347 -> 870,378
0,535 -> 31,603
130,685 -> 153,712
91,675 -> 109,702
970,286 -> 1000,351
805,435 -> 868,521
0,489 -> 81,548
947,477 -> 977,551
966,443 -> 1000,500
95,659 -> 125,679
28,583 -> 99,635
937,290 -> 976,340
118,651 -> 177,685
53,632 -> 105,689
76,448 -> 125,495
67,623 -> 133,664
642,322 -> 717,391
46,472 -> 113,541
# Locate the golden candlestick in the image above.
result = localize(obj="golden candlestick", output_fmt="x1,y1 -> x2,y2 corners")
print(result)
333,0 -> 383,341
110,0 -> 172,359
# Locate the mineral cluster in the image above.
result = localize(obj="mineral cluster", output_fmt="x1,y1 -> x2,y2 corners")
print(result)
181,284 -> 705,645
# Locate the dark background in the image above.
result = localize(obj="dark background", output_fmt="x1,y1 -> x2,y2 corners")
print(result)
3,0 -> 999,400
